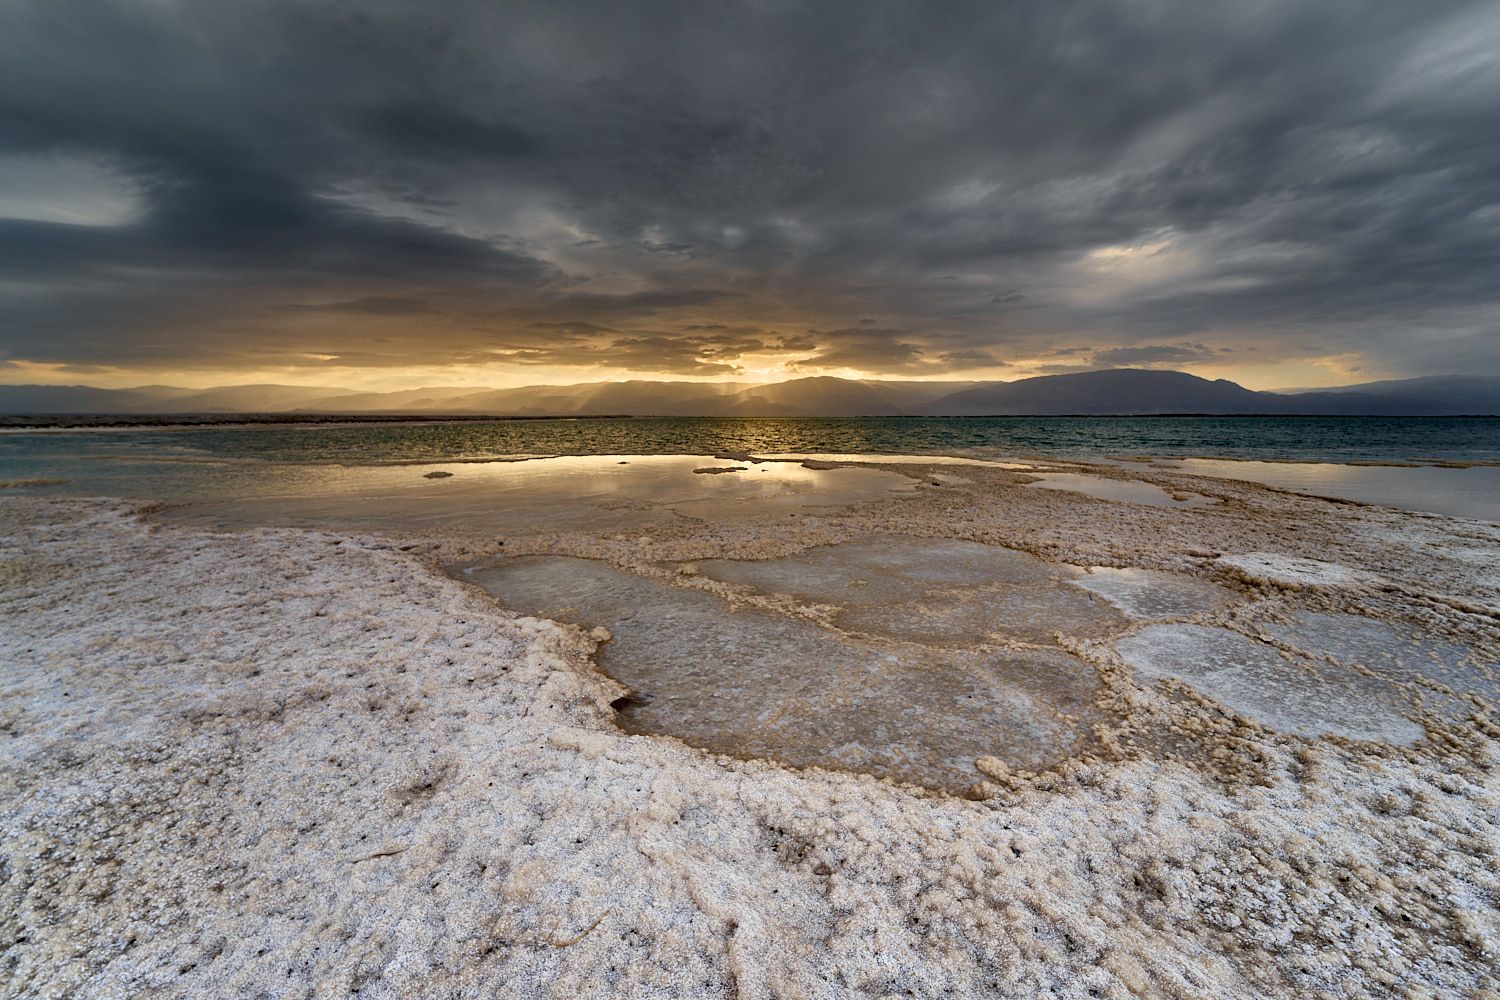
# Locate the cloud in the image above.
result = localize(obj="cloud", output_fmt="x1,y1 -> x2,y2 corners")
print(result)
1030,363 -> 1106,375
789,328 -> 1008,374
550,289 -> 742,316
477,330 -> 777,376
0,0 -> 1497,380
939,349 -> 1010,369
290,296 -> 443,316
363,103 -> 540,160
1090,343 -> 1220,367
789,330 -> 928,373
524,321 -> 619,335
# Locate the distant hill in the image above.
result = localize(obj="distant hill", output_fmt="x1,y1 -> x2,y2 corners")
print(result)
917,370 -> 1500,416
0,384 -> 193,413
3,370 -> 1498,417
166,384 -> 360,412
917,370 -> 1271,415
722,377 -> 973,416
1290,376 -> 1500,415
441,381 -> 751,416
0,382 -> 355,414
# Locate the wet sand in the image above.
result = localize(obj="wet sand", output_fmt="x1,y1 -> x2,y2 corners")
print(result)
2,454 -> 1497,998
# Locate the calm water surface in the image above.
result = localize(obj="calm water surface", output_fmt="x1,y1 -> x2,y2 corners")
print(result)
4,415 -> 1498,463
3,416 -> 1497,520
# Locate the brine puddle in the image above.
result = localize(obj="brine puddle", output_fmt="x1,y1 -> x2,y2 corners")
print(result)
457,537 -> 1235,792
456,535 -> 1499,790
1119,616 -> 1499,742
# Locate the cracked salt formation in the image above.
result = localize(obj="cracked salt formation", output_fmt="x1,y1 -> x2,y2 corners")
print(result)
468,537 -> 1482,786
700,536 -> 1067,597
1216,551 -> 1387,590
1068,566 -> 1235,619
463,553 -> 1104,792
695,536 -> 1121,645
1264,610 -> 1500,706
1117,624 -> 1428,744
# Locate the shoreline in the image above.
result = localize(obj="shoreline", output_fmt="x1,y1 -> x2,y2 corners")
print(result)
4,445 -> 1498,524
5,417 -> 1498,483
6,435 -> 1500,470
0,413 -> 643,431
5,411 -> 1500,432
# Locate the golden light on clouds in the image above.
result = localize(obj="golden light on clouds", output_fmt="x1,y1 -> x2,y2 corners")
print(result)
2,349 -> 1393,394
2,1 -> 1496,394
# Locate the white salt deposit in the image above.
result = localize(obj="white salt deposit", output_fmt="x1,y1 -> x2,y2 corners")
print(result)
4,457 -> 1499,998
1117,624 -> 1427,744
1217,551 -> 1388,590
1264,610 -> 1500,705
1068,566 -> 1236,619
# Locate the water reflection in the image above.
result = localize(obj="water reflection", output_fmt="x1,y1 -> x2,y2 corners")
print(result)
1165,458 -> 1500,521
153,455 -> 915,535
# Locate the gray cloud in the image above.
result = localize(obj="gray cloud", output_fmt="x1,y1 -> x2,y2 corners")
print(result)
1091,344 -> 1221,367
1,0 -> 1497,380
292,296 -> 444,317
489,331 -> 772,376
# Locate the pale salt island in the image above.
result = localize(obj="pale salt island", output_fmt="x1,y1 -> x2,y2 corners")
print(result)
2,416 -> 1497,998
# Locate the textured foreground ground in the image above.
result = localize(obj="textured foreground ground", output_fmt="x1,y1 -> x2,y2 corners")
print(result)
2,494 -> 1498,998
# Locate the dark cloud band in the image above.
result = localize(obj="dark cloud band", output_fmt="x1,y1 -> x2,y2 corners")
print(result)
1,0 -> 1497,379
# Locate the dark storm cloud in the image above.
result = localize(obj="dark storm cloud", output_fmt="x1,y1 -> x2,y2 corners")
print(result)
1091,344 -> 1220,367
786,328 -> 1012,374
550,289 -> 742,316
1,0 -> 1498,378
292,296 -> 443,316
789,329 -> 935,373
939,350 -> 1010,369
364,104 -> 541,161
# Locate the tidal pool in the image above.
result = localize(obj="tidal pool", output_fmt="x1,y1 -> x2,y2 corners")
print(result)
465,534 -> 1470,786
153,454 -> 917,535
1163,457 -> 1500,522
694,536 -> 1121,646
462,554 -> 1104,792
460,537 -> 1255,791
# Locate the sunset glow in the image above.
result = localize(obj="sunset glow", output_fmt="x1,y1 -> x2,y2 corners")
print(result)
3,2 -> 1497,396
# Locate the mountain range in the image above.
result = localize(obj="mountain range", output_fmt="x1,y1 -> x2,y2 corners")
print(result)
4,370 -> 1499,418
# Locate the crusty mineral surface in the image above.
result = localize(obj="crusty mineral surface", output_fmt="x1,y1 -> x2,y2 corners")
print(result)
2,475 -> 1497,998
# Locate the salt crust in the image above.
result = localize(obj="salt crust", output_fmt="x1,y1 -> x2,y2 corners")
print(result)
1216,553 -> 1388,591
2,497 -> 1499,999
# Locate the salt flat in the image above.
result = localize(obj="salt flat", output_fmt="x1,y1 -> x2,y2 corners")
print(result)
2,452 -> 1498,998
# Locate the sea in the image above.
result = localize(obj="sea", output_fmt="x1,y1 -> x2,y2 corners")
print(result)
3,415 -> 1499,521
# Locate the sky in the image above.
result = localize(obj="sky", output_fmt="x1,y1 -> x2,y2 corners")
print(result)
2,0 -> 1498,391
